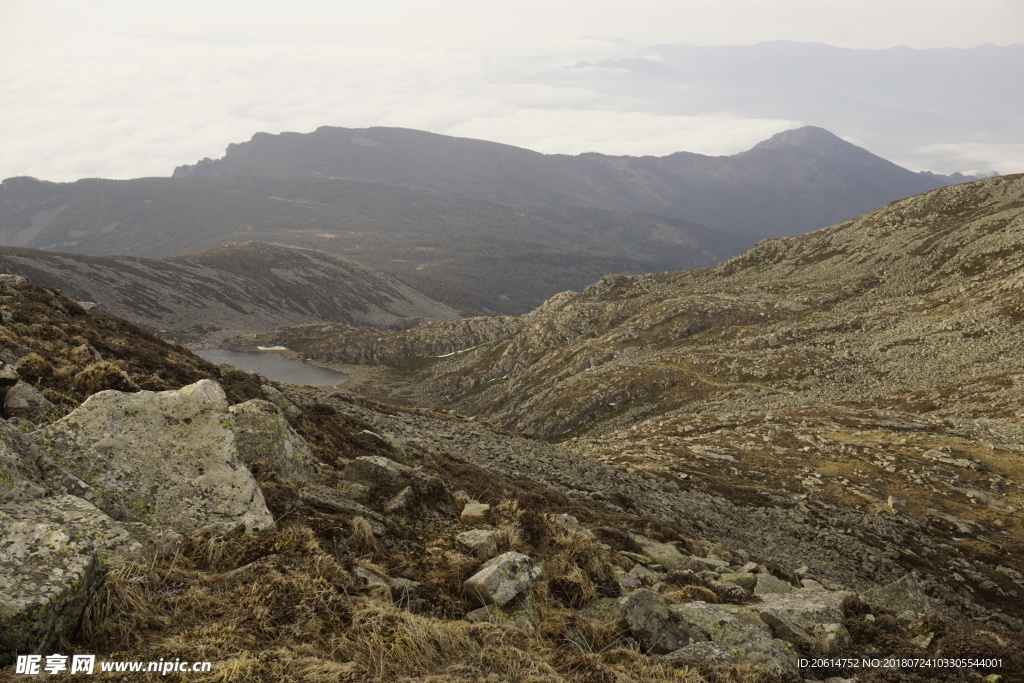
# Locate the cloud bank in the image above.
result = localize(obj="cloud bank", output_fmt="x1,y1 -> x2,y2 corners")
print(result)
2,1 -> 1021,181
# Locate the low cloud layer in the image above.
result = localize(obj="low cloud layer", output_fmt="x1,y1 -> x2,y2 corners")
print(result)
2,7 -> 1021,181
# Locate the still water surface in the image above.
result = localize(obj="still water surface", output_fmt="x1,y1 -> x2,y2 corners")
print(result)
195,349 -> 348,387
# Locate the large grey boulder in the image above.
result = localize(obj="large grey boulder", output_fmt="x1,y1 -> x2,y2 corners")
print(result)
0,495 -> 146,665
464,551 -> 542,608
0,419 -> 47,503
228,399 -> 320,481
344,455 -> 423,497
619,588 -> 690,655
670,600 -> 798,673
32,380 -> 274,534
628,532 -> 689,571
753,589 -> 852,650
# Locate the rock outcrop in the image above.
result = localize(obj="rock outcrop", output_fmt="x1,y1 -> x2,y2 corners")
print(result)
35,380 -> 275,534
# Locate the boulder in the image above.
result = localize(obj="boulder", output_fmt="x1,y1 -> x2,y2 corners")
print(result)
4,382 -> 53,420
863,572 -> 935,616
0,495 -> 146,665
619,588 -> 690,655
33,380 -> 274,534
466,591 -> 540,631
228,399 -> 321,481
344,456 -> 422,497
0,420 -> 47,503
628,533 -> 688,571
464,551 -> 541,608
0,361 -> 19,388
753,589 -> 852,650
754,573 -> 796,595
260,384 -> 302,420
670,601 -> 798,673
456,529 -> 502,560
460,502 -> 490,524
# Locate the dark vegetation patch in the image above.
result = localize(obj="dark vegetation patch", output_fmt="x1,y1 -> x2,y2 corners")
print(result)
0,282 -> 219,420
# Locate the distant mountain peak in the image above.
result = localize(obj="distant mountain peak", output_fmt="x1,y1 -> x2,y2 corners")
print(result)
750,126 -> 857,155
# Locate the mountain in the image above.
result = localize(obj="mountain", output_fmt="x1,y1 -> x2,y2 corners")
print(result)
172,124 -> 970,238
1,126 -> 972,316
0,174 -> 727,316
244,175 -> 1024,631
0,242 -> 460,345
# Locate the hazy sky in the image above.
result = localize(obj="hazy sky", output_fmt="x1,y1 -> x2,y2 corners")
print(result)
2,0 -> 1022,181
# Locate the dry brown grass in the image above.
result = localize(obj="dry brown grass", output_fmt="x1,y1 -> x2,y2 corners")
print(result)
72,361 -> 137,393
14,351 -> 53,384
348,516 -> 379,557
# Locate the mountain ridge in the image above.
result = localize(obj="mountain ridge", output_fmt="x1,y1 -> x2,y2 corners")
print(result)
0,241 -> 461,345
169,124 -> 971,239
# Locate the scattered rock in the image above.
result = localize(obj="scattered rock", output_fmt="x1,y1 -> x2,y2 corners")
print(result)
628,532 -> 688,571
464,551 -> 541,608
460,502 -> 490,523
620,588 -> 690,654
4,381 -> 54,420
456,529 -> 502,560
345,455 -> 422,497
229,399 -> 321,481
670,600 -> 798,673
755,573 -> 797,595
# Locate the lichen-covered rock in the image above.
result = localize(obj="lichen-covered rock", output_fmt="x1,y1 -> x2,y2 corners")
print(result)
863,572 -> 934,616
456,529 -> 501,560
0,361 -> 19,388
670,600 -> 798,672
464,551 -> 541,607
460,502 -> 490,523
0,419 -> 47,503
465,591 -> 540,631
0,495 -> 146,665
298,484 -> 389,531
4,382 -> 53,420
753,588 -> 852,650
344,455 -> 421,496
260,384 -> 302,420
628,533 -> 689,571
755,573 -> 796,594
619,588 -> 690,655
33,380 -> 274,534
719,572 -> 757,591
228,399 -> 320,481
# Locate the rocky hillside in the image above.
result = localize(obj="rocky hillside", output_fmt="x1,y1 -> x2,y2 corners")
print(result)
245,174 -> 1024,638
0,174 -> 729,316
0,242 -> 460,345
2,275 -> 1021,680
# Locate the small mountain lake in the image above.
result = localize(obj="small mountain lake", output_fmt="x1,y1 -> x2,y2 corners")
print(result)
195,349 -> 349,387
